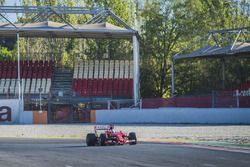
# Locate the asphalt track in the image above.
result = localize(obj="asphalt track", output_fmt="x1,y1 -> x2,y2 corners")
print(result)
0,138 -> 249,167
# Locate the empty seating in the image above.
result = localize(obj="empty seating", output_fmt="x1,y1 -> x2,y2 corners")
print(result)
72,60 -> 133,97
40,78 -> 46,93
45,79 -> 51,93
0,79 -> 5,93
25,79 -> 31,93
0,60 -> 54,95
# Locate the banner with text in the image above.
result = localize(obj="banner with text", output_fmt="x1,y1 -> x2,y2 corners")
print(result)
0,99 -> 20,124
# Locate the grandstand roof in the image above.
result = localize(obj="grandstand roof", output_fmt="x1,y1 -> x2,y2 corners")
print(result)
0,21 -> 136,39
173,26 -> 250,60
173,42 -> 250,60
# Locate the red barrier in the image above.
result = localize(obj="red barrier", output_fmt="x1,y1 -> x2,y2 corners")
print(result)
142,96 -> 250,108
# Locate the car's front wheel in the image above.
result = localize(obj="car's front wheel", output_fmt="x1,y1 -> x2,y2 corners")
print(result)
86,133 -> 97,146
128,132 -> 137,145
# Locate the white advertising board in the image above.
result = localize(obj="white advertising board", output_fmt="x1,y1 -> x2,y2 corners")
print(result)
0,99 -> 20,124
96,108 -> 250,124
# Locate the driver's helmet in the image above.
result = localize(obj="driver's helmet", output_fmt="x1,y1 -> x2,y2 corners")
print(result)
109,124 -> 114,130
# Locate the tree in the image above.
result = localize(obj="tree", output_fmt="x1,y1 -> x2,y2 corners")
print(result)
140,1 -> 189,97
140,0 -> 250,97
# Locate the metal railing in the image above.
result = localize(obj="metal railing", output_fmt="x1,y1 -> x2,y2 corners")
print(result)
211,90 -> 250,108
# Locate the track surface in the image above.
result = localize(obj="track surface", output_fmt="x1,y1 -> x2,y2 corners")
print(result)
0,138 -> 249,167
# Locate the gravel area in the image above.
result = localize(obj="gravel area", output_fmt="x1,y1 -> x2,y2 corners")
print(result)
1,124 -> 250,145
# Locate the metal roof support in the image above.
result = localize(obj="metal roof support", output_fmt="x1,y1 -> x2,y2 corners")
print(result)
242,30 -> 247,41
219,33 -> 235,45
201,33 -> 214,53
86,10 -> 107,24
0,6 -> 135,31
204,33 -> 212,46
209,26 -> 250,34
174,26 -> 250,60
0,6 -> 100,15
108,10 -> 133,30
132,35 -> 140,107
211,33 -> 220,46
171,58 -> 175,97
21,9 -> 48,26
87,9 -> 133,30
48,7 -> 77,30
173,34 -> 210,59
91,14 -> 107,23
0,13 -> 17,29
231,30 -> 242,50
32,10 -> 48,22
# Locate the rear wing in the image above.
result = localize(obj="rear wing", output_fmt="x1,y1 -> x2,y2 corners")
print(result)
94,125 -> 112,130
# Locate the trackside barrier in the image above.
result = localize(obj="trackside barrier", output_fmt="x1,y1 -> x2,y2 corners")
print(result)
19,111 -> 47,124
0,99 -> 20,124
142,95 -> 250,108
20,111 -> 33,124
95,108 -> 250,124
0,100 -> 48,124
33,111 -> 48,124
90,110 -> 96,123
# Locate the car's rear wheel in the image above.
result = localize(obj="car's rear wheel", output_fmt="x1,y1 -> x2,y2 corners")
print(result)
86,133 -> 97,146
100,133 -> 107,146
129,132 -> 137,145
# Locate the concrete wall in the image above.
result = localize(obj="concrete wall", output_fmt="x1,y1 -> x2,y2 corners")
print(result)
96,108 -> 250,124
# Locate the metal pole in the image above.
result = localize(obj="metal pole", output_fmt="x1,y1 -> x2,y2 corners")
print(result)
107,100 -> 110,110
132,35 -> 139,107
171,59 -> 175,96
212,91 -> 214,108
236,90 -> 239,108
21,78 -> 24,112
17,33 -> 21,123
39,88 -> 42,113
222,59 -> 225,89
231,30 -> 241,50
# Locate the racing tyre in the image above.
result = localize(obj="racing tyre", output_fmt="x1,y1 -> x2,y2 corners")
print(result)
100,133 -> 107,146
86,133 -> 97,146
129,132 -> 137,145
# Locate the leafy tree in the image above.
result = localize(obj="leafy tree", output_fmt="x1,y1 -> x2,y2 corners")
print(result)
140,1 -> 189,97
140,0 -> 250,97
0,46 -> 15,61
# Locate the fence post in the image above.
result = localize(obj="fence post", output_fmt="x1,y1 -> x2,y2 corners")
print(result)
212,91 -> 215,108
236,90 -> 239,108
139,99 -> 142,109
107,101 -> 110,110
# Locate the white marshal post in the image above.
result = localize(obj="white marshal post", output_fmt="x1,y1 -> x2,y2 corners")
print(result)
132,35 -> 139,107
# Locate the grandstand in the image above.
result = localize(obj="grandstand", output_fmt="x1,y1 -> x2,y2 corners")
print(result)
0,6 -> 140,123
164,26 -> 250,109
0,60 -> 53,96
0,6 -> 249,125
72,60 -> 133,97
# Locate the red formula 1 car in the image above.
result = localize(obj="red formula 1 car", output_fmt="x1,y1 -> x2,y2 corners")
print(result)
86,125 -> 137,146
